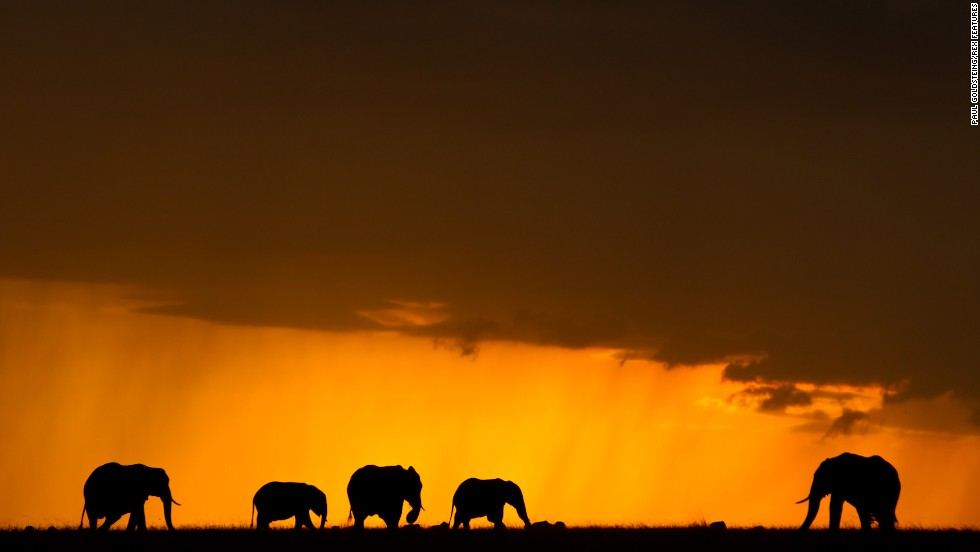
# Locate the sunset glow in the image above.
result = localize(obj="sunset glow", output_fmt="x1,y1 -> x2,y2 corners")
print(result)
3,280 -> 978,529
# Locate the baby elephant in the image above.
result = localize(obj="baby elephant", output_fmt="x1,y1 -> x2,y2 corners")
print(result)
451,478 -> 530,529
252,482 -> 327,530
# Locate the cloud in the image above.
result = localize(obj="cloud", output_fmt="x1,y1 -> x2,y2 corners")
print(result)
356,300 -> 449,328
433,337 -> 480,359
823,409 -> 874,439
729,384 -> 813,413
0,1 -> 976,433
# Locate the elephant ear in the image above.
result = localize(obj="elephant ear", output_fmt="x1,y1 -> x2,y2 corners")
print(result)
821,458 -> 839,476
408,466 -> 417,475
814,459 -> 838,494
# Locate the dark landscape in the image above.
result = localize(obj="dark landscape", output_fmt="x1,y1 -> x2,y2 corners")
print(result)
3,527 -> 980,552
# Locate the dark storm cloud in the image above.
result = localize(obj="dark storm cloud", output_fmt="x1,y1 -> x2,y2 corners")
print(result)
1,2 -> 978,430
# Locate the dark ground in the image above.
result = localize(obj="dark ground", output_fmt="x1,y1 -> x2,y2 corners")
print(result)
2,527 -> 979,552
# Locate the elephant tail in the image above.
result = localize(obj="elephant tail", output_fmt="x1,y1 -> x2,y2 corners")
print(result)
251,502 -> 255,529
79,504 -> 86,530
347,509 -> 353,524
448,500 -> 455,526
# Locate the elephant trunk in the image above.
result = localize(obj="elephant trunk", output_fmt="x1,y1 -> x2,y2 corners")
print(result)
799,494 -> 821,530
162,489 -> 176,531
405,495 -> 422,525
799,475 -> 827,531
510,491 -> 530,527
515,499 -> 530,527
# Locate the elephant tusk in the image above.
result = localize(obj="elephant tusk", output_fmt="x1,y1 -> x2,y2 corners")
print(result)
171,498 -> 182,506
795,496 -> 810,504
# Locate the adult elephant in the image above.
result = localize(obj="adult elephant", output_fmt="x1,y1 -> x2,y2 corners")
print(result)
346,465 -> 423,529
450,478 -> 530,529
80,462 -> 180,531
252,481 -> 327,530
797,452 -> 900,531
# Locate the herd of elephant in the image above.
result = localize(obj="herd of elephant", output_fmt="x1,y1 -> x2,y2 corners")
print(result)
79,452 -> 901,532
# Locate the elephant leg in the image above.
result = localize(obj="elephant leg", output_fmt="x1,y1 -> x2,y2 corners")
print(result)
877,513 -> 896,531
382,503 -> 403,529
135,506 -> 148,531
857,509 -> 872,531
86,511 -> 99,531
125,511 -> 138,531
353,515 -> 366,530
297,512 -> 315,530
256,513 -> 271,530
381,513 -> 400,530
872,504 -> 897,531
100,512 -> 124,531
489,505 -> 506,529
828,496 -> 844,531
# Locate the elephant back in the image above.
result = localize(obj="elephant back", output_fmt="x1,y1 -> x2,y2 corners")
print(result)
255,482 -> 321,504
347,465 -> 421,508
349,465 -> 397,497
84,463 -> 139,511
453,478 -> 498,504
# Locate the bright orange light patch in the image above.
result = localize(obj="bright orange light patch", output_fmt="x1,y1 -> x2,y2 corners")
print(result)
356,300 -> 450,328
1,279 -> 979,529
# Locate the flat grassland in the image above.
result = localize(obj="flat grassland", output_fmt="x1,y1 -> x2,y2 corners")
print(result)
2,527 -> 978,552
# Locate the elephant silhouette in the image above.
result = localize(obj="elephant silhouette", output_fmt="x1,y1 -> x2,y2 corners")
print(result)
346,465 -> 423,529
797,452 -> 900,531
251,481 -> 327,530
450,478 -> 530,529
80,462 -> 180,531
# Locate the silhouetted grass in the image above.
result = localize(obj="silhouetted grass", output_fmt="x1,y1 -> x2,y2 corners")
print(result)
2,526 -> 979,552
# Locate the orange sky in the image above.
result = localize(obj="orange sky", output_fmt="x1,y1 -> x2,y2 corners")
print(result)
2,278 -> 978,529
1,2 -> 977,532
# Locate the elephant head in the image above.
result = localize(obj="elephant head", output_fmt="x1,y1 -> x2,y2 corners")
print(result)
797,453 -> 900,531
81,462 -> 180,531
143,466 -> 179,531
308,486 -> 328,529
502,480 -> 531,527
403,466 -> 423,524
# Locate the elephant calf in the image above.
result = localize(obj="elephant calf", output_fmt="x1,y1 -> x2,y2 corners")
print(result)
252,482 -> 327,530
451,478 -> 530,529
